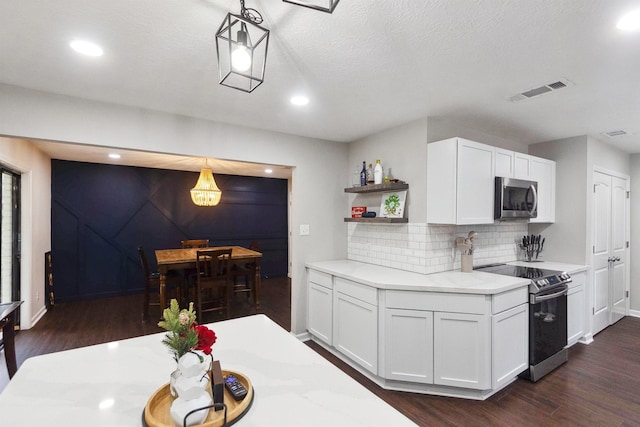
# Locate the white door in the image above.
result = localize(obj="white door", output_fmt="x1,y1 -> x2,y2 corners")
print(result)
610,176 -> 628,323
592,171 -> 629,336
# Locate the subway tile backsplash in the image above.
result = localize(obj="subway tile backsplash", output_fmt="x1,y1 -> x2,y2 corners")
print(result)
347,222 -> 529,274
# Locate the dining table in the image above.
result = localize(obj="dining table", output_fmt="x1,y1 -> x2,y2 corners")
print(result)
0,314 -> 417,426
155,246 -> 262,314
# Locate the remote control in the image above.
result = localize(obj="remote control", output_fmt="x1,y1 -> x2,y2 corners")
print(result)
224,374 -> 248,401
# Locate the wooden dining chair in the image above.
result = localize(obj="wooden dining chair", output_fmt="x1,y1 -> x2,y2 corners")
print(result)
181,239 -> 210,248
231,241 -> 259,313
138,246 -> 181,321
195,248 -> 233,321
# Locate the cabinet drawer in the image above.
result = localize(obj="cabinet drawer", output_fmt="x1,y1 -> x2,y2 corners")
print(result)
308,269 -> 332,289
492,287 -> 528,314
386,290 -> 488,314
335,277 -> 377,306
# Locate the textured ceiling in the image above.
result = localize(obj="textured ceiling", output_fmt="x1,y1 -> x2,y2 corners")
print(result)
1,0 -> 640,166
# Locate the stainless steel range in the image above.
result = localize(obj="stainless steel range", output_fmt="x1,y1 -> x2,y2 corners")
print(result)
474,263 -> 572,381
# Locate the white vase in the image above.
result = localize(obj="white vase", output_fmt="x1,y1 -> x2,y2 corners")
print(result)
177,351 -> 209,378
461,254 -> 473,273
170,393 -> 212,427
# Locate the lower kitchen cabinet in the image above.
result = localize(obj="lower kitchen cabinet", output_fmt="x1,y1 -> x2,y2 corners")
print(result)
384,308 -> 434,383
308,281 -> 333,345
433,312 -> 490,390
333,278 -> 378,374
306,265 -> 529,399
492,303 -> 528,389
567,271 -> 586,346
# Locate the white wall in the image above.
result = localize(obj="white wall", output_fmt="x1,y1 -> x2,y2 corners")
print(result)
630,154 -> 640,314
0,84 -> 348,335
0,137 -> 51,328
426,117 -> 529,152
529,136 -> 589,265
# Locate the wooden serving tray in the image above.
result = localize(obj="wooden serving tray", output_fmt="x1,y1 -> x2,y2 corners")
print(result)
144,369 -> 254,427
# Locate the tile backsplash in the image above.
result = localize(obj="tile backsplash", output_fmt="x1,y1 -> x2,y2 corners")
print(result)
347,221 -> 529,274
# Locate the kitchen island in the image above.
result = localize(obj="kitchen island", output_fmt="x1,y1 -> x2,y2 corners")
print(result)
0,314 -> 417,426
306,260 -> 532,400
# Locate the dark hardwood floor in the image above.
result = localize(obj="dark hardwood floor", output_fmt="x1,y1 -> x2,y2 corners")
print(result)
2,277 -> 640,426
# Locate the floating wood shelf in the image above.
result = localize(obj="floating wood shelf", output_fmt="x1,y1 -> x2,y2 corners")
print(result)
344,182 -> 409,194
344,217 -> 408,224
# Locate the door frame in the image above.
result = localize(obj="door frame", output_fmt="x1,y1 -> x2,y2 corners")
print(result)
589,166 -> 630,337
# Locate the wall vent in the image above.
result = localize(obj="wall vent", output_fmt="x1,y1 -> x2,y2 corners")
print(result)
507,78 -> 573,102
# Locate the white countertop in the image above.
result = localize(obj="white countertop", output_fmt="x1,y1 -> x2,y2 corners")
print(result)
0,315 -> 416,427
307,260 -> 530,294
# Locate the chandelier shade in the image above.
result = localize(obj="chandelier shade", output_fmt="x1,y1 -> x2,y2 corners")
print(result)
215,10 -> 270,93
190,168 -> 222,206
283,0 -> 340,13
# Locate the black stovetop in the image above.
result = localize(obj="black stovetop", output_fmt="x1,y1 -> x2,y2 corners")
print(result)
474,263 -> 561,279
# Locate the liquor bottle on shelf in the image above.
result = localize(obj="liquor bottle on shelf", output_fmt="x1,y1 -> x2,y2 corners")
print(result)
374,159 -> 383,185
366,163 -> 374,184
360,161 -> 367,186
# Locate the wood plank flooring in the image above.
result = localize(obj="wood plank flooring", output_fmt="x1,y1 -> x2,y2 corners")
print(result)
2,277 -> 640,426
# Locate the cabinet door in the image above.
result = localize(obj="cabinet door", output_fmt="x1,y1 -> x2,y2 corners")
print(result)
494,148 -> 514,178
433,312 -> 490,389
529,157 -> 556,223
457,140 -> 495,224
492,304 -> 528,389
513,153 -> 531,179
567,272 -> 586,346
308,282 -> 333,345
384,309 -> 433,384
333,291 -> 378,374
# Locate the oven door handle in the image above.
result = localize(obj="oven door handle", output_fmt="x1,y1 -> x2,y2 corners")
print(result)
530,287 -> 568,304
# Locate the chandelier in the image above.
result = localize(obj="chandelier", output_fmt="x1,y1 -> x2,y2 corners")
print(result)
190,165 -> 222,207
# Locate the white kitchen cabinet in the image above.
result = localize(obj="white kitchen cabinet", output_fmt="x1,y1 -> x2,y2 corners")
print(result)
529,156 -> 556,223
514,153 -> 532,179
492,304 -> 528,389
495,148 -> 514,178
433,312 -> 491,390
383,308 -> 434,384
567,271 -> 586,346
427,137 -> 495,225
307,269 -> 333,345
333,278 -> 378,374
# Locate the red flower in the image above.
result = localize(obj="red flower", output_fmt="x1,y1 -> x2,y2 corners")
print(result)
194,325 -> 217,355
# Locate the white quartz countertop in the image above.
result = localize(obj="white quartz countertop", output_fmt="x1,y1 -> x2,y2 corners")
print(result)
306,260 -> 530,294
0,315 -> 417,427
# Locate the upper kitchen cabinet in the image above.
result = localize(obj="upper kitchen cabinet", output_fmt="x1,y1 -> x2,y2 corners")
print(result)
494,149 -> 532,180
529,156 -> 555,223
427,138 -> 495,225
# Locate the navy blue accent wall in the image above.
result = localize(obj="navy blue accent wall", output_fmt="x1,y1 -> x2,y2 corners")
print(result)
51,160 -> 288,302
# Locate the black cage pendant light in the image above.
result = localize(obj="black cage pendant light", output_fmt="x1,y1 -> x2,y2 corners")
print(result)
215,0 -> 270,93
283,0 -> 340,14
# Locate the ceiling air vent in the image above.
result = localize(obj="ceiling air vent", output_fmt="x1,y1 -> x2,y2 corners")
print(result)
603,130 -> 627,137
507,78 -> 573,102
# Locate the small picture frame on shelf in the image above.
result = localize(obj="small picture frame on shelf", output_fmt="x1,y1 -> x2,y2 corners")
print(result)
380,190 -> 406,218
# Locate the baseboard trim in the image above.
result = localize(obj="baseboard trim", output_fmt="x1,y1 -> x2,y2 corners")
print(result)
628,309 -> 640,318
29,305 -> 48,329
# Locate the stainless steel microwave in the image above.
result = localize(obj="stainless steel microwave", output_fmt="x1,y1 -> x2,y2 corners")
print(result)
495,177 -> 538,220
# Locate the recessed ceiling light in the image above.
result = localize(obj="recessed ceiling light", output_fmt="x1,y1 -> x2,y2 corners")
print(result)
617,9 -> 640,30
108,153 -> 121,159
290,95 -> 309,106
265,168 -> 273,174
70,39 -> 104,57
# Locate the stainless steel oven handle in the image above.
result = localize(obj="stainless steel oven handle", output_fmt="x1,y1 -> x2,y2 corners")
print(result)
531,287 -> 568,304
